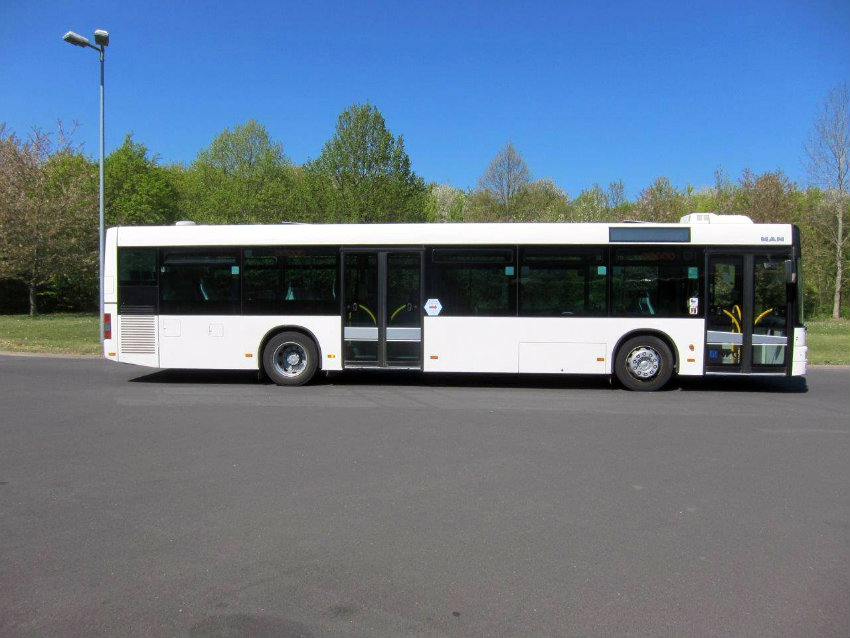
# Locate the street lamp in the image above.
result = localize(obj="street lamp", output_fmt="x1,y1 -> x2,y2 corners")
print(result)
62,29 -> 109,343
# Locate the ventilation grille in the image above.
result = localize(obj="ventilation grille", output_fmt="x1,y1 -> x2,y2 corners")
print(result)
120,316 -> 156,354
120,304 -> 156,315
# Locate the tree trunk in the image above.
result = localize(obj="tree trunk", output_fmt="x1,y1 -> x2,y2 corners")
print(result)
28,282 -> 38,317
833,205 -> 845,319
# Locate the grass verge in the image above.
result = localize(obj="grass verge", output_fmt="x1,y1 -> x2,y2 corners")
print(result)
0,313 -> 101,355
806,318 -> 850,365
0,313 -> 847,364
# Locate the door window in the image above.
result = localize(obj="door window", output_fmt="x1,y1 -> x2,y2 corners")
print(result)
752,257 -> 787,366
707,257 -> 744,367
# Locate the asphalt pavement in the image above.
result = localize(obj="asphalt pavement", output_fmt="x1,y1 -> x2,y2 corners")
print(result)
0,355 -> 848,637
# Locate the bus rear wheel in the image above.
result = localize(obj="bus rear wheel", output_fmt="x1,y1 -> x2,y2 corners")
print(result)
263,332 -> 319,386
614,336 -> 674,391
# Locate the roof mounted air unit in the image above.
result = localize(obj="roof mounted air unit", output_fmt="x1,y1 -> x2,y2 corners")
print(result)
680,213 -> 752,224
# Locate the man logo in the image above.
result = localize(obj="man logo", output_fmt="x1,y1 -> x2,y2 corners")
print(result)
760,236 -> 785,242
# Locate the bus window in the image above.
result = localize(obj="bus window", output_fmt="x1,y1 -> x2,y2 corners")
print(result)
519,247 -> 606,316
117,248 -> 157,313
159,249 -> 240,315
243,247 -> 338,315
612,247 -> 702,318
429,248 -> 516,316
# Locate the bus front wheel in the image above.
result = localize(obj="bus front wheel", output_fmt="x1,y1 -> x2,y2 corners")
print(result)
614,336 -> 674,391
263,332 -> 319,386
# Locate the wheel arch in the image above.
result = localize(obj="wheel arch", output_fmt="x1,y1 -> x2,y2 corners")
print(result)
258,325 -> 324,371
612,329 -> 680,374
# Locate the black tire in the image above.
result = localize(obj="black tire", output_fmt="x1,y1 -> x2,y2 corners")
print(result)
614,335 -> 674,392
262,332 -> 319,386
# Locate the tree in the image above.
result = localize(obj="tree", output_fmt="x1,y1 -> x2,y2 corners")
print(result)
106,134 -> 180,226
184,120 -> 294,224
606,180 -> 627,211
804,189 -> 850,317
310,103 -> 427,222
732,169 -> 795,223
571,184 -> 611,222
513,179 -> 570,221
804,82 -> 850,318
463,188 -> 502,222
0,124 -> 97,315
476,142 -> 530,220
633,177 -> 688,222
425,183 -> 466,222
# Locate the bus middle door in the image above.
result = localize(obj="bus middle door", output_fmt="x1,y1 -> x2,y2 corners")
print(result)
342,250 -> 423,369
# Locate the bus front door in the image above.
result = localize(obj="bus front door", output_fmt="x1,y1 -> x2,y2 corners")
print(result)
342,250 -> 423,369
706,254 -> 790,374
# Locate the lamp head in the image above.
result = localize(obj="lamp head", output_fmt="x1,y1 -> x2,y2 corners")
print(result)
63,31 -> 91,47
93,30 -> 109,46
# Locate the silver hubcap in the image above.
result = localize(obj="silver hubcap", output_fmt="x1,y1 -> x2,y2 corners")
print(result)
626,346 -> 661,379
273,342 -> 307,377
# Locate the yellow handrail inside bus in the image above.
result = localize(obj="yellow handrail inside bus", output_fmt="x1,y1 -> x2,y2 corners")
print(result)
754,308 -> 774,326
722,308 -> 741,334
721,305 -> 742,364
390,304 -> 409,322
348,304 -> 377,325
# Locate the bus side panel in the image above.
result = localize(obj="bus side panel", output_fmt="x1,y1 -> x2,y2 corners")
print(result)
422,317 -> 706,376
157,315 -> 343,371
423,317 -> 519,373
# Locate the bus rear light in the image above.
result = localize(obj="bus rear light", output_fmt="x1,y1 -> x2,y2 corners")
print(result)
104,313 -> 112,340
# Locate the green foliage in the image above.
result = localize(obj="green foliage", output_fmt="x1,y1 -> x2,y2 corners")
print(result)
513,179 -> 571,221
463,188 -> 502,221
105,134 -> 180,226
310,103 -> 427,222
182,120 -> 296,224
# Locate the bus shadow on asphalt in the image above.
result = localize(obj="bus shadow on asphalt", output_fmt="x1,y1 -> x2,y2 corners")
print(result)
128,369 -> 808,393
676,375 -> 808,393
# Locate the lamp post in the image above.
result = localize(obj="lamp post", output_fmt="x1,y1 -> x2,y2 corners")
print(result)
62,29 -> 109,343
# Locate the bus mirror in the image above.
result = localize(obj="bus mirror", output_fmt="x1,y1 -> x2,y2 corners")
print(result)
784,259 -> 795,284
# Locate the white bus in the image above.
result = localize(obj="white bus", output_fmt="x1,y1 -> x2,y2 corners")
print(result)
103,213 -> 807,391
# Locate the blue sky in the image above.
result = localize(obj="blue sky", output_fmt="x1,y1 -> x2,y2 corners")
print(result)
1,1 -> 847,199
